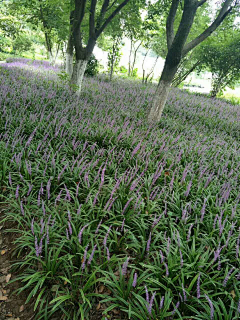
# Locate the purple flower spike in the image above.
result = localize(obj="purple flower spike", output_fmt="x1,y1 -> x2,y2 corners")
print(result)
46,178 -> 51,199
46,226 -> 49,244
122,257 -> 130,276
159,296 -> 164,310
15,184 -> 19,199
182,283 -> 187,302
197,274 -> 201,299
121,218 -> 125,232
223,267 -> 234,287
146,232 -> 152,255
121,198 -> 133,215
81,244 -> 89,270
146,291 -> 156,316
132,272 -> 137,288
106,246 -> 110,261
200,198 -> 207,222
184,180 -> 192,197
164,263 -> 169,277
35,236 -> 39,257
68,221 -> 72,235
179,249 -> 184,267
95,219 -> 102,234
87,244 -> 97,265
237,299 -> 240,314
145,286 -> 149,304
20,201 -> 25,216
31,218 -> 35,235
205,294 -> 214,320
159,250 -> 165,263
172,301 -> 180,316
77,204 -> 82,215
78,224 -> 89,244
42,200 -> 46,216
66,228 -> 69,240
9,172 -> 12,186
103,225 -> 112,247
187,223 -> 194,241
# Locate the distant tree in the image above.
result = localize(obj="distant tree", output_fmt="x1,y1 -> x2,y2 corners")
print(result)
107,35 -> 123,80
66,0 -> 132,94
171,16 -> 239,88
12,35 -> 33,54
8,0 -> 68,64
148,0 -> 240,123
171,50 -> 202,87
200,33 -> 240,97
97,12 -> 124,81
124,10 -> 144,77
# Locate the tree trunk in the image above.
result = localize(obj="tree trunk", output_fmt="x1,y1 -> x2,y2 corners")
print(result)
148,80 -> 172,122
145,56 -> 159,84
66,53 -> 74,77
109,43 -> 115,81
142,50 -> 149,84
71,59 -> 88,95
128,39 -> 133,77
148,62 -> 178,122
109,56 -> 114,81
48,50 -> 54,65
66,9 -> 74,77
131,41 -> 142,76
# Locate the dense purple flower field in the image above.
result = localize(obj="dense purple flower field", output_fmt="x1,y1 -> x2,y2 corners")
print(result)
0,58 -> 240,319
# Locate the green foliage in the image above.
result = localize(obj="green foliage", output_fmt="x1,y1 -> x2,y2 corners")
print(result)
119,65 -> 128,74
199,32 -> 240,97
1,59 -> 240,319
12,35 -> 33,54
131,68 -> 138,78
107,36 -> 123,79
85,55 -> 99,77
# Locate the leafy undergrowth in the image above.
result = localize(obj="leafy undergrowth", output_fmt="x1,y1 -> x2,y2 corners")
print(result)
0,58 -> 240,320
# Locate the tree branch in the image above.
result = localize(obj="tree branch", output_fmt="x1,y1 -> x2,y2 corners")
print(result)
96,0 -> 130,38
183,0 -> 235,56
89,0 -> 97,38
73,0 -> 87,59
197,0 -> 207,7
107,0 -> 118,12
166,0 -> 180,50
96,0 -> 110,30
73,0 -> 87,31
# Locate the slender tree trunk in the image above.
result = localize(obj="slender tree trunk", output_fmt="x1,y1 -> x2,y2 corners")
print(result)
48,50 -> 54,65
131,41 -> 142,76
148,62 -> 178,122
142,50 -> 149,84
109,43 -> 115,81
66,9 -> 74,77
145,56 -> 159,84
50,43 -> 60,66
128,40 -> 133,77
43,31 -> 54,64
39,0 -> 54,64
66,52 -> 74,77
109,56 -> 114,81
71,59 -> 88,95
172,60 -> 201,87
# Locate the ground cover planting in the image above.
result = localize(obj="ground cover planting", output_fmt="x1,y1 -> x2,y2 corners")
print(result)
0,58 -> 240,320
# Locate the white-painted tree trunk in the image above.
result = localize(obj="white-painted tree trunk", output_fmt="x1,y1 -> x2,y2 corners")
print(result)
66,53 -> 73,77
148,80 -> 172,122
48,51 -> 54,65
71,59 -> 88,95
